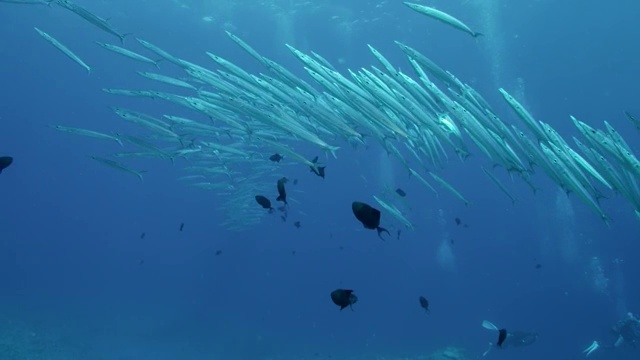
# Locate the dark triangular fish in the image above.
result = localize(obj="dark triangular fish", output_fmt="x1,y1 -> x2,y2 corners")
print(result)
351,201 -> 390,240
269,153 -> 283,162
418,296 -> 430,313
0,156 -> 13,174
497,329 -> 508,348
330,289 -> 358,311
276,177 -> 288,204
310,156 -> 326,178
395,188 -> 406,197
255,195 -> 274,213
294,221 -> 301,229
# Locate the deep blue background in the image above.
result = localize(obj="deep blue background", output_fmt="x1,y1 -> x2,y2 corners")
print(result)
1,0 -> 638,359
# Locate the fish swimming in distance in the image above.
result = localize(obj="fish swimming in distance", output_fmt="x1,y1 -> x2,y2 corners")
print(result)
255,195 -> 274,213
403,2 -> 482,38
497,329 -> 507,347
269,153 -> 283,162
330,289 -> 358,311
418,296 -> 430,313
276,177 -> 288,205
0,156 -> 13,174
395,188 -> 407,197
352,201 -> 390,240
309,156 -> 326,178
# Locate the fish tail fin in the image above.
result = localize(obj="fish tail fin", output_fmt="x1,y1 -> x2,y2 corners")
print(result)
377,226 -> 390,240
482,342 -> 493,357
120,33 -> 133,46
327,146 -> 340,159
154,58 -> 163,69
482,320 -> 498,331
474,32 -> 484,38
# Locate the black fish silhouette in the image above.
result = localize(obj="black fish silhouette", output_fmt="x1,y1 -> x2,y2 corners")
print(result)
276,177 -> 288,205
269,153 -> 283,162
330,289 -> 358,311
497,329 -> 507,348
351,201 -> 390,240
0,156 -> 13,174
255,195 -> 274,213
395,188 -> 406,197
418,296 -> 430,313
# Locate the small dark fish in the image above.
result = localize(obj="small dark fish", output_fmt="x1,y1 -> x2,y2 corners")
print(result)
497,329 -> 508,348
179,223 -> 184,231
418,296 -> 430,313
140,232 -> 146,239
215,250 -> 222,256
535,263 -> 542,269
339,245 -> 344,251
138,259 -> 145,265
310,156 -> 326,178
293,179 -> 298,185
330,289 -> 358,311
276,177 -> 288,205
291,250 -> 296,256
395,188 -> 406,197
269,153 -> 283,162
351,201 -> 390,240
450,239 -> 455,245
397,229 -> 401,240
294,221 -> 301,229
455,217 -> 461,225
281,215 -> 286,222
0,156 -> 13,174
255,195 -> 274,213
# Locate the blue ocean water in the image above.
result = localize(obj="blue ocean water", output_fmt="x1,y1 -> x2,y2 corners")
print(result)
1,0 -> 639,359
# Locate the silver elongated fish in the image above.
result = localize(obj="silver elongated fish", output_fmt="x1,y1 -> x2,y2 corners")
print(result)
403,2 -> 482,38
34,27 -> 91,73
95,42 -> 160,68
55,0 -> 129,44
481,166 -> 517,205
0,0 -> 52,5
90,156 -> 145,182
51,125 -> 123,146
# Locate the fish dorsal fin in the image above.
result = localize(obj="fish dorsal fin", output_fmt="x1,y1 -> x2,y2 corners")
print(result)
482,320 -> 498,331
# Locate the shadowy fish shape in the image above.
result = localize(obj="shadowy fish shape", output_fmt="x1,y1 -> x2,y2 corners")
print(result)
269,153 -> 283,162
419,296 -> 430,313
215,250 -> 222,256
497,329 -> 508,348
395,188 -> 407,197
0,156 -> 13,174
331,289 -> 358,311
310,156 -> 326,178
294,221 -> 301,229
351,201 -> 390,240
179,223 -> 184,231
255,195 -> 274,213
276,177 -> 288,205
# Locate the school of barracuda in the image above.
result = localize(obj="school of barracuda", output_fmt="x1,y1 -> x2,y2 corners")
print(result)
10,0 -> 640,230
